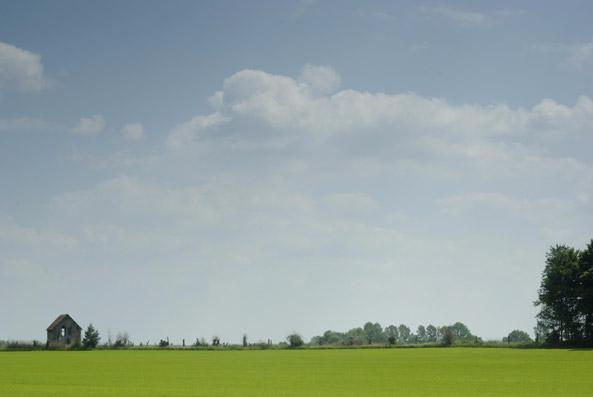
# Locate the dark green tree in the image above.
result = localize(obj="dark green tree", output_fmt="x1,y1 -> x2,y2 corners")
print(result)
505,330 -> 533,343
579,240 -> 593,343
536,245 -> 581,343
287,333 -> 304,348
82,323 -> 100,349
441,327 -> 455,346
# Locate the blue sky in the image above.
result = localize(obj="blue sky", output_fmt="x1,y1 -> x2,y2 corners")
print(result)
1,0 -> 593,344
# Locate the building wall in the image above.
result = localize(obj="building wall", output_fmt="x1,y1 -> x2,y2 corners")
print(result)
47,317 -> 82,347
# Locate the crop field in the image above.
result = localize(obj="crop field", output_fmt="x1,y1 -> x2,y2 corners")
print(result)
1,348 -> 592,396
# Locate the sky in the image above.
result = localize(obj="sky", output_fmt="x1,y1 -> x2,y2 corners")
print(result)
1,0 -> 593,344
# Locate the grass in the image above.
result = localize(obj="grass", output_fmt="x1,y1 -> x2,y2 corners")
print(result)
1,348 -> 592,396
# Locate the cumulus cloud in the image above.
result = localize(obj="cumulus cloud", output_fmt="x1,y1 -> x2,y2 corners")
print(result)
121,123 -> 144,141
0,41 -> 47,93
187,66 -> 593,142
72,115 -> 106,136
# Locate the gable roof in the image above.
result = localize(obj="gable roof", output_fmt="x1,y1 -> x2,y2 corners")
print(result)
47,314 -> 82,331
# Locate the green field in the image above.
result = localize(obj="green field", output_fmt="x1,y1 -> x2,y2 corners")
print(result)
1,348 -> 592,396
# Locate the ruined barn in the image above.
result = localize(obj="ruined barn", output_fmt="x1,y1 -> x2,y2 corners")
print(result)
46,314 -> 82,347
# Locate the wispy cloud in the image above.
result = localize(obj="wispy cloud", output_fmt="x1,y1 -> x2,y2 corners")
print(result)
530,36 -> 593,70
292,0 -> 317,19
72,115 -> 106,136
121,123 -> 144,141
420,5 -> 522,28
565,37 -> 593,69
0,117 -> 50,132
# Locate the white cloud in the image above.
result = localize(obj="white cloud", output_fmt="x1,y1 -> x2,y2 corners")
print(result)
121,123 -> 144,141
204,67 -> 593,140
167,112 -> 229,148
0,41 -> 47,93
299,63 -> 341,96
72,115 -> 106,136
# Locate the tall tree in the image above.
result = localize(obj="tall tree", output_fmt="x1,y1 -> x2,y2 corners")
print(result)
416,325 -> 427,343
398,324 -> 411,344
579,240 -> 593,343
384,325 -> 399,345
426,325 -> 437,342
536,245 -> 581,343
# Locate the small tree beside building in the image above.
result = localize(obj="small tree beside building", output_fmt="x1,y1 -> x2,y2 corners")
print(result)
82,323 -> 100,349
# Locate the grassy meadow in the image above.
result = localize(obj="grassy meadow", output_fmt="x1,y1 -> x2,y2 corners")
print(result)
1,348 -> 592,396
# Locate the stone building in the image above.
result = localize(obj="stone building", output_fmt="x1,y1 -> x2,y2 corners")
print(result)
46,314 -> 82,347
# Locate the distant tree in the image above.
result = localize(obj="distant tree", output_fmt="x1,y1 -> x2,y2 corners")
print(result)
426,325 -> 437,342
397,324 -> 411,344
242,334 -> 248,348
506,330 -> 533,343
320,330 -> 346,345
212,336 -> 220,346
113,332 -> 132,348
449,322 -> 474,342
384,325 -> 399,345
344,328 -> 365,346
363,322 -> 384,344
82,323 -> 100,349
287,333 -> 304,348
416,325 -> 427,343
441,327 -> 455,346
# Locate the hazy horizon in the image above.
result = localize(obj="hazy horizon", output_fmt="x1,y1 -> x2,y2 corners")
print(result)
1,0 -> 593,344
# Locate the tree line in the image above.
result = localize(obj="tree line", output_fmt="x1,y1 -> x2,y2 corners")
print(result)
535,239 -> 593,345
309,321 -> 479,346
